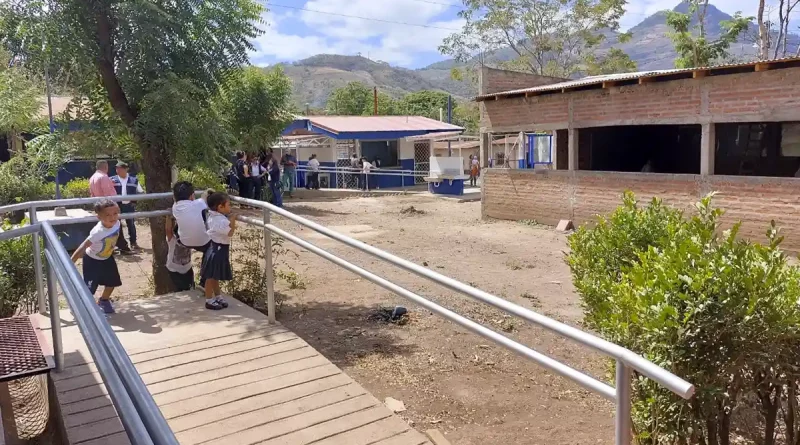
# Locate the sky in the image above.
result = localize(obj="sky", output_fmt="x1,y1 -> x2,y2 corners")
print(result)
249,0 -> 794,70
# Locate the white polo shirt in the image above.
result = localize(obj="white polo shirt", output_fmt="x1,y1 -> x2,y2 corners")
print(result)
172,199 -> 211,247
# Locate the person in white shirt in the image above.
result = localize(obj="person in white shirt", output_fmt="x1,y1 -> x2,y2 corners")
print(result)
71,199 -> 123,314
201,192 -> 237,311
170,181 -> 212,289
306,154 -> 321,190
360,157 -> 373,190
110,161 -> 144,252
249,153 -> 266,200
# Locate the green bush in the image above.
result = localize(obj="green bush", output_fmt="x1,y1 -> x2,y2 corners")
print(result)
567,192 -> 800,445
0,157 -> 52,207
0,219 -> 40,317
61,178 -> 91,199
177,166 -> 226,193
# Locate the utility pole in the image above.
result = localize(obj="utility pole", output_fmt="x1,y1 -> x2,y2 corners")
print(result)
373,87 -> 378,115
447,95 -> 452,157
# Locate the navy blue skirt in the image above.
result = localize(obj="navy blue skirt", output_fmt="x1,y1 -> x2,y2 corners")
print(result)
202,242 -> 233,281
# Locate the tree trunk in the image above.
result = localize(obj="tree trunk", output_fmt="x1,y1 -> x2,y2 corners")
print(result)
758,0 -> 770,59
139,142 -> 175,295
760,384 -> 780,445
788,380 -> 800,445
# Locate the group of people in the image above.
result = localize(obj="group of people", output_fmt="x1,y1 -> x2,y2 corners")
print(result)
74,179 -> 238,314
348,153 -> 381,190
230,149 -> 326,202
88,160 -> 144,254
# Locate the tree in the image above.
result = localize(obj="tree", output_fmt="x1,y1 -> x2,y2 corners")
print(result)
758,0 -> 770,60
440,0 -> 630,78
398,90 -> 450,119
1,0 -> 264,293
327,82 -> 373,115
214,66 -> 294,154
666,0 -> 752,68
0,67 -> 41,153
326,82 -> 400,116
584,48 -> 638,75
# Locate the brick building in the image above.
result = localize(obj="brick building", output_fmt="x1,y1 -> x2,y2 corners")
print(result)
476,59 -> 800,250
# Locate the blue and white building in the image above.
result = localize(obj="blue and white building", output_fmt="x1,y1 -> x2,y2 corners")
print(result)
278,115 -> 464,189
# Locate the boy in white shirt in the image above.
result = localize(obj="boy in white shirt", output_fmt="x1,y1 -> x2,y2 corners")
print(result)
72,199 -> 123,314
170,181 -> 212,289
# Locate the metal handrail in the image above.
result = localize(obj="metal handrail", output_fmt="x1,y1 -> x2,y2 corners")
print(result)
0,192 -> 694,445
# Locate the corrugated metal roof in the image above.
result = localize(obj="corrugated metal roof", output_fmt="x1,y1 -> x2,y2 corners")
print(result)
476,56 -> 800,101
309,115 -> 463,134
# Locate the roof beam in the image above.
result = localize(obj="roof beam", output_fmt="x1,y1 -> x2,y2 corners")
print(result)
755,62 -> 773,72
693,70 -> 708,78
638,76 -> 656,84
602,81 -> 619,89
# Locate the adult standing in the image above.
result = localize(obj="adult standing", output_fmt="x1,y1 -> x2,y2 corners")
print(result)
306,154 -> 320,190
249,153 -> 266,200
281,151 -> 297,197
360,157 -> 373,191
234,151 -> 251,199
90,160 -> 131,254
267,154 -> 283,207
469,155 -> 480,187
110,161 -> 144,251
349,153 -> 360,189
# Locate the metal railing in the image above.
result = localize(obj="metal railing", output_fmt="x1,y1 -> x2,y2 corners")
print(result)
0,192 -> 695,445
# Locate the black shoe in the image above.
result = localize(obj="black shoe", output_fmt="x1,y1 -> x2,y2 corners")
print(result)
205,299 -> 225,310
119,248 -> 134,255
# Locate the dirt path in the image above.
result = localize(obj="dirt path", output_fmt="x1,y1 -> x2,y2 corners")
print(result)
114,195 -> 614,444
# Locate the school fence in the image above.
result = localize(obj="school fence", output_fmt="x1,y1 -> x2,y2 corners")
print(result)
0,194 -> 695,445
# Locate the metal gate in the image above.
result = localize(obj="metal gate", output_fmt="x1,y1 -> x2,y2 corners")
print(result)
413,141 -> 430,184
335,140 -> 358,189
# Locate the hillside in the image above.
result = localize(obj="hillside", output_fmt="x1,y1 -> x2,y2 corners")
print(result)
277,55 -> 474,108
278,2 -> 799,109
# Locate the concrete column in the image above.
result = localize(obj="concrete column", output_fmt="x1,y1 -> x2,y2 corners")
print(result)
567,128 -> 579,171
701,123 -> 715,175
551,131 -> 558,169
479,131 -> 490,168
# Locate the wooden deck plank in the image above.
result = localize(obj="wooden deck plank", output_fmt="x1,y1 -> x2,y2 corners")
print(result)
203,396 -> 381,445
256,405 -> 393,445
50,291 -> 428,445
176,384 -> 368,444
374,430 -> 433,445
168,374 -> 354,432
311,417 -> 413,445
153,357 -> 334,406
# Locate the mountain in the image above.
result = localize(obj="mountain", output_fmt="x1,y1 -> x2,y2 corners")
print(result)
276,55 -> 474,108
279,2 -> 799,108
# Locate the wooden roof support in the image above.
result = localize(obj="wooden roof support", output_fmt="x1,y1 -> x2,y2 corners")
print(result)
639,76 -> 656,84
755,62 -> 773,72
602,81 -> 619,89
693,70 -> 708,78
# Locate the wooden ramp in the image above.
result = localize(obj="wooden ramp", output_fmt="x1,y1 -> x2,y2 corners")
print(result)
39,292 -> 431,445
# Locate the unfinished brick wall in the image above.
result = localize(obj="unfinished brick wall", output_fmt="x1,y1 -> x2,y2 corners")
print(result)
482,67 -> 800,130
479,67 -> 566,95
483,169 -> 800,251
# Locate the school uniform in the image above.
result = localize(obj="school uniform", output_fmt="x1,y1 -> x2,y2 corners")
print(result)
83,221 -> 123,295
172,199 -> 212,286
166,237 -> 194,291
202,211 -> 233,281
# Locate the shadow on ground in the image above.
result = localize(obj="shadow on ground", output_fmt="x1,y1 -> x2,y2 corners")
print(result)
277,299 -> 417,369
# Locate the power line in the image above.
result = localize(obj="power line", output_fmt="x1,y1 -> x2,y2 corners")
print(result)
265,2 -> 463,31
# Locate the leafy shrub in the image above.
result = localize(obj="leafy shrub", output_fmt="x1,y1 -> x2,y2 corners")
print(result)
177,167 -> 226,193
0,219 -> 40,317
61,178 -> 91,199
0,157 -> 52,208
223,227 -> 300,313
567,192 -> 800,445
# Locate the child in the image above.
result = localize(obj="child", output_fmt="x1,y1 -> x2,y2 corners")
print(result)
202,192 -> 236,310
171,181 -> 211,288
165,215 -> 194,291
72,199 -> 123,314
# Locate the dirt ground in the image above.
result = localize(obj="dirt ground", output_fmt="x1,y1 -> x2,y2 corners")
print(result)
113,194 -> 614,445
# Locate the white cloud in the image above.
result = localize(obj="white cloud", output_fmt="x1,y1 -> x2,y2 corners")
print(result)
249,0 -> 464,67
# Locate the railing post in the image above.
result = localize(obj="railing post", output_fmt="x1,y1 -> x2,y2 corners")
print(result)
615,360 -> 633,445
30,205 -> 46,314
45,247 -> 63,372
263,208 -> 276,324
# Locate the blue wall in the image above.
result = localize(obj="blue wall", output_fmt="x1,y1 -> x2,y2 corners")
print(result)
55,159 -> 139,184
